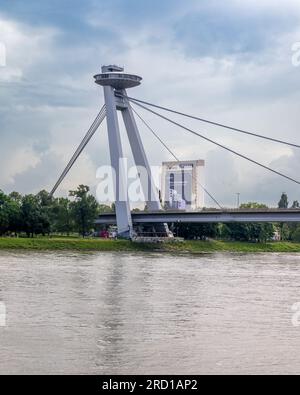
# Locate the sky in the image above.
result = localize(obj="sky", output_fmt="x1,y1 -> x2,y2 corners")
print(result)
0,0 -> 300,207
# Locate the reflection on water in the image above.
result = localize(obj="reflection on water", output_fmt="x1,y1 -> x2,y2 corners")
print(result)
0,251 -> 300,374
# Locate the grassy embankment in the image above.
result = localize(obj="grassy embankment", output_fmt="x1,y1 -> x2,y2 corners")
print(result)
1,237 -> 300,253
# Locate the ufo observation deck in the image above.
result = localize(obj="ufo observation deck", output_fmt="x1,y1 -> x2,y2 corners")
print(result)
94,72 -> 142,90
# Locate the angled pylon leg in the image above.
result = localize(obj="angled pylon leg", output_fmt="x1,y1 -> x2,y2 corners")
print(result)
121,93 -> 171,237
122,104 -> 161,211
103,86 -> 133,239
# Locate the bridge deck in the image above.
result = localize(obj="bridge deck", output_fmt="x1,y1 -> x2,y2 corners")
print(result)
96,209 -> 300,224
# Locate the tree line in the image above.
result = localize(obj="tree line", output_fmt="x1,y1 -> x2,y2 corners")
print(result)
1,188 -> 300,242
174,194 -> 300,243
0,185 -> 112,238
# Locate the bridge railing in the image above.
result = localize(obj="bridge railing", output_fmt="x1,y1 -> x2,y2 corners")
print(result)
134,232 -> 174,238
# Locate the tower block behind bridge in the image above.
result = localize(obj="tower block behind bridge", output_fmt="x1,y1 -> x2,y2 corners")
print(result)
94,65 -> 170,239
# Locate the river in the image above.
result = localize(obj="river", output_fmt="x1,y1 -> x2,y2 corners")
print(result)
0,251 -> 300,374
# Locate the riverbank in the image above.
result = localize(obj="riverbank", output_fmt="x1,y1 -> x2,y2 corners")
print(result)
1,237 -> 300,253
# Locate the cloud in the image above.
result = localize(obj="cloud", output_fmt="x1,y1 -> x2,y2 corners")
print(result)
1,1 -> 300,208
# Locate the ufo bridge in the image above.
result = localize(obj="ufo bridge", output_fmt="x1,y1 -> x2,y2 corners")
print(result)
50,65 -> 300,239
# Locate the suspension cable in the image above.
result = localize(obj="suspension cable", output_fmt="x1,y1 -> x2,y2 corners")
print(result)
50,105 -> 106,196
131,106 -> 223,209
132,107 -> 180,161
123,95 -> 300,149
131,101 -> 300,186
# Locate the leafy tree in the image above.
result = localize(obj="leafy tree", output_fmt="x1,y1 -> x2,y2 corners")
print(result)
9,191 -> 22,203
21,194 -> 50,237
36,190 -> 53,234
7,199 -> 22,235
0,191 -> 22,236
219,224 -> 231,239
51,198 -> 74,235
277,193 -> 290,240
99,204 -> 114,214
240,202 -> 268,209
224,223 -> 251,241
279,223 -> 291,241
223,203 -> 274,242
36,190 -> 53,207
0,190 -> 10,235
249,223 -> 274,243
278,193 -> 288,209
224,222 -> 274,243
20,195 -> 39,237
292,200 -> 300,209
69,185 -> 99,237
292,225 -> 300,242
173,223 -> 219,240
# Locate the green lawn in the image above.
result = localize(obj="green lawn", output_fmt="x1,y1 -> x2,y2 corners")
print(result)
1,237 -> 300,253
0,237 -> 153,252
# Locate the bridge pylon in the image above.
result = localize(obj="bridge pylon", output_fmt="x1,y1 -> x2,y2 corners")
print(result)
94,65 -> 169,239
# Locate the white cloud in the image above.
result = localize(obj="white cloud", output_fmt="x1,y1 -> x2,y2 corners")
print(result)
0,15 -> 57,82
1,146 -> 40,186
230,0 -> 300,10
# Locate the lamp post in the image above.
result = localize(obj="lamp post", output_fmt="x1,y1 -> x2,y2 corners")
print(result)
236,193 -> 240,209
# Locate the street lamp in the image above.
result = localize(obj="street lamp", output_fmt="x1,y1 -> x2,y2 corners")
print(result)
236,193 -> 240,209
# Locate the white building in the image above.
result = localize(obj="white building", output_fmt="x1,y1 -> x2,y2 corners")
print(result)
161,160 -> 205,210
